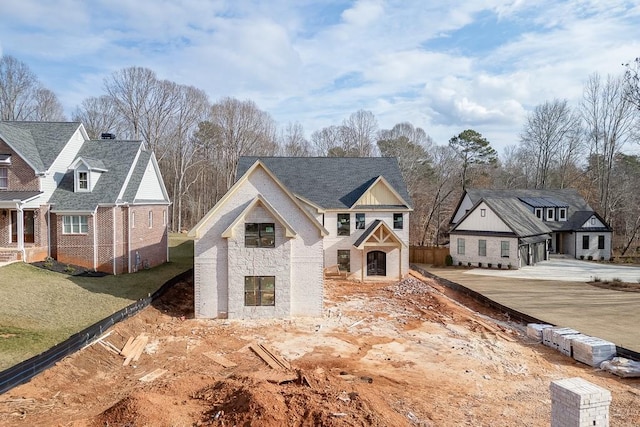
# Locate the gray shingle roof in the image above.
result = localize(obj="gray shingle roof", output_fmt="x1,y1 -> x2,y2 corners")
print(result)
0,191 -> 42,202
353,219 -> 383,247
236,157 -> 412,210
463,188 -> 606,232
49,140 -> 143,211
0,121 -> 81,172
482,197 -> 552,237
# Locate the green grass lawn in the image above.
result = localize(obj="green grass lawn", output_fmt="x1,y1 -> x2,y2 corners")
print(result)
0,233 -> 193,371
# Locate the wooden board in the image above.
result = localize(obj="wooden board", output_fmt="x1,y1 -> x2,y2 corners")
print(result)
120,337 -> 135,357
259,344 -> 291,370
250,344 -> 285,370
203,352 -> 237,368
132,336 -> 149,362
139,368 -> 167,383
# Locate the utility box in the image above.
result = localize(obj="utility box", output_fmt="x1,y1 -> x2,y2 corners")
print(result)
550,377 -> 611,427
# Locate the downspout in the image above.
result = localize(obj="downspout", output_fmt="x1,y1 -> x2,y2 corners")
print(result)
166,206 -> 169,263
92,211 -> 97,271
47,207 -> 51,258
127,206 -> 131,273
112,206 -> 117,275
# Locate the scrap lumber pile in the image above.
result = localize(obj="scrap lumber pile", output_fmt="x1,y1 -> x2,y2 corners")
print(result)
249,343 -> 291,370
120,334 -> 149,366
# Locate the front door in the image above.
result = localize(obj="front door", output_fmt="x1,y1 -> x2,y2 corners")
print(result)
367,251 -> 386,276
11,211 -> 35,244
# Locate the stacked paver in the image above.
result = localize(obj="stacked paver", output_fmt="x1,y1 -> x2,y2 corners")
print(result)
528,324 -> 617,368
550,377 -> 611,427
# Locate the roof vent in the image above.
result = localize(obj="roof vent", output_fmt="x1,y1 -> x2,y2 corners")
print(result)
100,133 -> 116,139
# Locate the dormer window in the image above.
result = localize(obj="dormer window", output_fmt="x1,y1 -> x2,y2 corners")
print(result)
559,208 -> 567,221
78,172 -> 88,190
535,208 -> 542,219
546,208 -> 554,221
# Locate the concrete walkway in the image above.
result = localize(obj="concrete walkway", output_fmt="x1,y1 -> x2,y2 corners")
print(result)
465,258 -> 640,282
417,264 -> 640,353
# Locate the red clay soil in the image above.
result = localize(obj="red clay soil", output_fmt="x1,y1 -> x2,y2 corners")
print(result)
1,272 -> 640,426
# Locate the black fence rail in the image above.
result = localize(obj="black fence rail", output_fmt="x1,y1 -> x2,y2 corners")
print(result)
411,264 -> 640,362
0,269 -> 193,395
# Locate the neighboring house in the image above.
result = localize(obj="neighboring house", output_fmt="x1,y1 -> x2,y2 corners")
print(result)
450,189 -> 612,268
189,156 -> 412,319
0,121 -> 171,274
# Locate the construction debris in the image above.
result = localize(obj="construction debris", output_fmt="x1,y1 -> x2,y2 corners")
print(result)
202,352 -> 237,368
526,323 -> 553,341
571,336 -> 616,367
121,334 -> 149,366
600,357 -> 640,378
139,369 -> 168,383
249,343 -> 291,370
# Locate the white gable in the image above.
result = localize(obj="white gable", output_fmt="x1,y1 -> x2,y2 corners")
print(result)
135,159 -> 166,201
455,201 -> 511,233
452,194 -> 474,224
582,215 -> 606,228
355,177 -> 405,206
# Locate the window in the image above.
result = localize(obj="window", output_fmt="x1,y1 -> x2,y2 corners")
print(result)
582,235 -> 590,250
337,214 -> 350,236
78,171 -> 88,190
245,223 -> 275,248
393,213 -> 403,230
244,276 -> 275,306
546,208 -> 554,221
148,211 -> 153,228
501,241 -> 510,258
131,212 -> 135,228
478,239 -> 486,256
590,217 -> 596,226
0,167 -> 7,189
480,208 -> 486,217
457,238 -> 465,255
559,208 -> 567,220
535,208 -> 542,219
598,235 -> 605,250
163,210 -> 167,226
337,250 -> 350,272
356,213 -> 365,230
63,215 -> 88,234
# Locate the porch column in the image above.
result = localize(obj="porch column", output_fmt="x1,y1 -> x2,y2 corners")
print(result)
16,204 -> 24,256
399,246 -> 402,280
361,249 -> 365,282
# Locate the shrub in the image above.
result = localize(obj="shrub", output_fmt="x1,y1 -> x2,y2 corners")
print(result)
587,255 -> 593,261
497,263 -> 502,269
478,262 -> 482,268
458,261 -> 462,266
445,254 -> 453,266
600,256 -> 605,261
507,263 -> 512,270
64,264 -> 75,274
612,277 -> 622,283
580,255 -> 585,260
487,263 -> 492,268
467,262 -> 472,267
593,276 -> 601,282
43,257 -> 54,269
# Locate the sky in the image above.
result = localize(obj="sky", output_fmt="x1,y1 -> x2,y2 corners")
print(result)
0,0 -> 639,154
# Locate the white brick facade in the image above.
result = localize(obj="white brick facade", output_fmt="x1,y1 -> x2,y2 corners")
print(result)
450,234 -> 519,269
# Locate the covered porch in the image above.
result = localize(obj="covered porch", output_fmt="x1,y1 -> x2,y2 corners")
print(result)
353,219 -> 406,282
0,191 -> 46,263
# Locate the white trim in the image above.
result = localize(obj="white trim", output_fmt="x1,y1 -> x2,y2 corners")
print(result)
93,212 -> 98,271
113,207 -> 117,275
116,145 -> 142,201
350,175 -> 412,209
221,195 -> 298,239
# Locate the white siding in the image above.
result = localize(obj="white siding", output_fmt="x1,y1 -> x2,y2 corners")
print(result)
26,127 -> 86,208
575,232 -> 612,261
581,215 -> 606,229
324,210 -> 409,280
455,202 -> 511,233
451,194 -> 473,224
134,159 -> 166,201
193,166 -> 323,319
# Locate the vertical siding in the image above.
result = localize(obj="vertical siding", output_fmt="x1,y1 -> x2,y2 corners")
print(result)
455,202 -> 511,232
134,161 -> 166,201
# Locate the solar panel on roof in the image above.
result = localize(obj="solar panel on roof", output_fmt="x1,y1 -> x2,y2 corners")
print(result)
519,197 -> 567,208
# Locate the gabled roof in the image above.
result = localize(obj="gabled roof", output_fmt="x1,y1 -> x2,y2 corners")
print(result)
221,195 -> 297,239
69,157 -> 107,172
49,140 -> 147,212
573,211 -> 612,232
353,219 -> 406,249
190,160 -> 329,239
452,197 -> 552,238
236,157 -> 412,210
0,121 -> 84,173
0,191 -> 42,203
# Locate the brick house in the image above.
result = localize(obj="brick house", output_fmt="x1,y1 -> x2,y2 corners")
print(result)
189,157 -> 412,319
0,121 -> 171,274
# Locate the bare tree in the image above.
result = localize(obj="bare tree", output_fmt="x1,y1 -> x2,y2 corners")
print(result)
581,73 -> 636,221
72,95 -> 122,139
341,109 -> 378,156
0,55 -> 65,121
279,122 -> 312,156
311,125 -> 343,156
520,99 -> 582,189
209,97 -> 278,189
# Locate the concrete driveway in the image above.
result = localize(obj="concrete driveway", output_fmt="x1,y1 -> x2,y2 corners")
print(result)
418,264 -> 640,352
465,258 -> 640,282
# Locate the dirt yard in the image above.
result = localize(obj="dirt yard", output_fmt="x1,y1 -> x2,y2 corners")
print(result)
1,271 -> 639,426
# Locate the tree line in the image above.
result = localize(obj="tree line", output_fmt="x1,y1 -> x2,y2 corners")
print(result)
1,54 -> 640,254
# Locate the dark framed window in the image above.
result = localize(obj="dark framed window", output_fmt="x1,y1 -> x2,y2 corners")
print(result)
559,208 -> 566,220
501,241 -> 510,258
78,171 -> 88,190
457,238 -> 465,255
0,167 -> 7,189
245,223 -> 275,247
535,208 -> 542,219
337,214 -> 350,236
582,235 -> 590,250
337,250 -> 350,272
478,239 -> 486,256
598,235 -> 605,250
355,213 -> 365,230
546,208 -> 554,221
244,276 -> 275,306
393,213 -> 403,230
480,208 -> 486,217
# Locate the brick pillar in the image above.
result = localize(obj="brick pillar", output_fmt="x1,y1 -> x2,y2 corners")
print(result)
550,377 -> 611,427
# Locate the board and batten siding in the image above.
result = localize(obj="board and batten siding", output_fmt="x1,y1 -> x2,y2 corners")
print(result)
451,194 -> 473,224
454,202 -> 511,233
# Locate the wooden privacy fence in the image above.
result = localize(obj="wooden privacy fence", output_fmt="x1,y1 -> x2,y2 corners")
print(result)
409,246 -> 449,266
